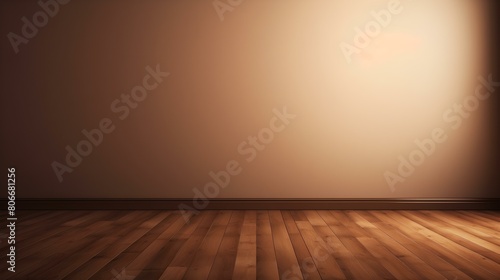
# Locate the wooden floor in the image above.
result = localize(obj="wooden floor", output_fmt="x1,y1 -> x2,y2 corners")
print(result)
2,210 -> 500,279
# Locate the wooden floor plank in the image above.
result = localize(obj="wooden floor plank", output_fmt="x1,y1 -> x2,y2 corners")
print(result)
207,211 -> 245,280
328,210 -> 395,279
183,210 -> 232,280
295,219 -> 346,279
341,211 -> 423,280
165,211 -> 218,271
88,211 -> 177,280
232,210 -> 257,280
269,210 -> 303,279
125,212 -> 188,277
256,211 -> 280,280
134,211 -> 206,280
365,211 -> 471,280
424,211 -> 500,242
65,211 -> 161,280
402,211 -> 500,263
159,266 -> 187,280
282,211 -> 323,280
3,210 -> 499,279
9,211 -> 128,279
314,211 -> 374,280
458,211 -> 500,231
380,210 -> 499,279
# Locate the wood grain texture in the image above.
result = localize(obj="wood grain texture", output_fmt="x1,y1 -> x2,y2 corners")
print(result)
2,210 -> 499,279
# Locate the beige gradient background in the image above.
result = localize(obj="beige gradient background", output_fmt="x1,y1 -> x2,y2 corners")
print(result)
1,0 -> 498,198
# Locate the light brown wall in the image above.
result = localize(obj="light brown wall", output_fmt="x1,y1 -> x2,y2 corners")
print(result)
1,0 -> 499,198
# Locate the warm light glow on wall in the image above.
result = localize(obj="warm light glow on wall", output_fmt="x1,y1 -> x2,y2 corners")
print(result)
266,0 -> 492,197
200,0 -> 492,198
0,0 -> 496,198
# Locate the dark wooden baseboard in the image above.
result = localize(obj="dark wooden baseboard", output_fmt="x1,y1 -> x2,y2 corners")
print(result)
9,198 -> 500,210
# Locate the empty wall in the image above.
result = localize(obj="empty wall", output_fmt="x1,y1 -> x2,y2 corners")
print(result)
1,0 -> 499,199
